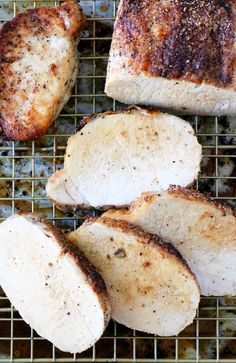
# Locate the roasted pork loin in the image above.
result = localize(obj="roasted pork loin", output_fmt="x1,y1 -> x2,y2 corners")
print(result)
105,0 -> 236,116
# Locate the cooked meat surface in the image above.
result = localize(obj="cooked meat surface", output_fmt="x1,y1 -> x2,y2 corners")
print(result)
0,213 -> 110,353
104,186 -> 236,296
46,106 -> 202,210
0,1 -> 84,141
68,217 -> 200,336
105,0 -> 236,116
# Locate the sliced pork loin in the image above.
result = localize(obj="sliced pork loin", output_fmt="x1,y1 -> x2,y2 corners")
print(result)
68,217 -> 200,336
0,213 -> 111,353
104,187 -> 236,296
46,106 -> 202,210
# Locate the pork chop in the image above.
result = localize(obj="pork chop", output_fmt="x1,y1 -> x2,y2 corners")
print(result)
46,106 -> 202,210
0,1 -> 84,140
104,186 -> 236,296
0,213 -> 110,353
68,217 -> 200,336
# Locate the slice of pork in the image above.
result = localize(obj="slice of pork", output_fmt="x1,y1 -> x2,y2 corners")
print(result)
68,217 -> 200,336
104,186 -> 236,296
46,106 -> 202,211
0,213 -> 111,353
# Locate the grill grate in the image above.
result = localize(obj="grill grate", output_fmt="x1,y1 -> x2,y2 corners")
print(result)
0,0 -> 236,362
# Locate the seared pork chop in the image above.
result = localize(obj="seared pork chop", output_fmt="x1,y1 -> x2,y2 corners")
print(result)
0,213 -> 110,353
104,187 -> 236,296
0,1 -> 84,141
68,217 -> 200,336
46,106 -> 202,210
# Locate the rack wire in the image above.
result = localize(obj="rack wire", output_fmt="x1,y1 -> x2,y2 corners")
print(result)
0,0 -> 236,362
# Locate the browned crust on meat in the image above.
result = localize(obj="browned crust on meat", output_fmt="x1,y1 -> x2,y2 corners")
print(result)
113,0 -> 236,88
0,111 -> 48,141
0,1 -> 84,141
0,2 -> 84,41
78,105 -> 161,129
112,186 -> 236,217
167,185 -> 236,217
85,216 -> 200,290
16,212 -> 110,325
126,192 -> 157,213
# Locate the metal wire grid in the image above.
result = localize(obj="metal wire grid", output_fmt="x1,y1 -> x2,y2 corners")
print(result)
0,0 -> 236,361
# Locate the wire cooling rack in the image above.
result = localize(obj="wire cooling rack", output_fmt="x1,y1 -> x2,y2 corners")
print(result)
0,0 -> 236,362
